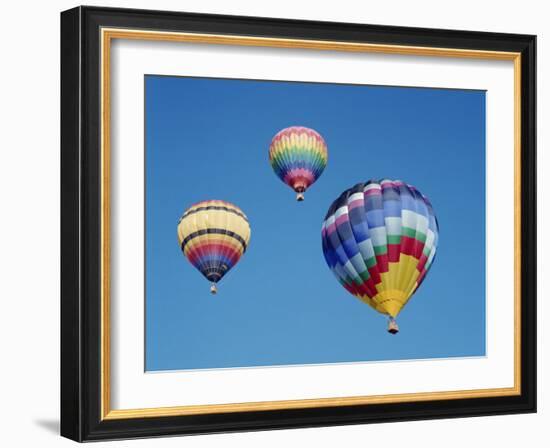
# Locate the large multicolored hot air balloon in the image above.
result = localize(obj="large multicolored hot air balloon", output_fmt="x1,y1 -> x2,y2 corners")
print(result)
321,180 -> 439,334
269,126 -> 328,201
177,200 -> 251,294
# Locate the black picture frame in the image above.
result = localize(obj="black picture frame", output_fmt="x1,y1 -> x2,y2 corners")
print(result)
61,5 -> 536,442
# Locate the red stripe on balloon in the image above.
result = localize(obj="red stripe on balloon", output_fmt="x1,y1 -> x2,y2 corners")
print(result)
401,236 -> 424,259
186,243 -> 240,265
368,265 -> 381,285
388,244 -> 401,262
364,277 -> 378,298
335,213 -> 349,227
343,282 -> 356,295
413,241 -> 425,259
348,198 -> 364,210
376,253 -> 389,273
417,253 -> 428,271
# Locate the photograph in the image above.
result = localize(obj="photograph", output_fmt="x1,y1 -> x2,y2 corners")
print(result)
145,75 -> 485,371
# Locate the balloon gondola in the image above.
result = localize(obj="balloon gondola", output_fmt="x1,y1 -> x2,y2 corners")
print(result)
321,180 -> 439,333
269,126 -> 328,201
177,200 -> 251,294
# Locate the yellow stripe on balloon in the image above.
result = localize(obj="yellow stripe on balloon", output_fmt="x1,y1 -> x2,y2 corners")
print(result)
178,210 -> 250,246
354,254 -> 422,318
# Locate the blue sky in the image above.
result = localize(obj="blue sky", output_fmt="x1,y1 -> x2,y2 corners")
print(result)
145,75 -> 486,371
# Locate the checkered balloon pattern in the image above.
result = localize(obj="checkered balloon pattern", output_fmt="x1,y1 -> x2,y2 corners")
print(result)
321,180 -> 439,318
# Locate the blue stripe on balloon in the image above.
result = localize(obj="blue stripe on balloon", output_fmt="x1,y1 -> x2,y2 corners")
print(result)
366,209 -> 385,228
196,254 -> 234,268
364,195 -> 383,211
383,200 -> 401,217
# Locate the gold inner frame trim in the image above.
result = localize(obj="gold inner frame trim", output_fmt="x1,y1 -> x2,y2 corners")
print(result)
100,27 -> 522,420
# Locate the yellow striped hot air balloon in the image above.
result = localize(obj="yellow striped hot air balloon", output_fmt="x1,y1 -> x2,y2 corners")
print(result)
177,200 -> 251,294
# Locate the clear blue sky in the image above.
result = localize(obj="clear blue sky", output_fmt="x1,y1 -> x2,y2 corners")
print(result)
145,75 -> 486,371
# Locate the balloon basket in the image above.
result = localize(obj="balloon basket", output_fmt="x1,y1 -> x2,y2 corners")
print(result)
387,318 -> 399,334
296,192 -> 305,201
210,284 -> 218,295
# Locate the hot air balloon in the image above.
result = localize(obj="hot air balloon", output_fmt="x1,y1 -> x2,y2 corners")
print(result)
321,180 -> 439,334
177,200 -> 251,294
269,126 -> 328,201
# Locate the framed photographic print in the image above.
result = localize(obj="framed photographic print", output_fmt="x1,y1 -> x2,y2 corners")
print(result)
60,6 -> 536,442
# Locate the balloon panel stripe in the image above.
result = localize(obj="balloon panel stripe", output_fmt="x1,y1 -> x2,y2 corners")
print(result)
181,228 -> 248,253
181,205 -> 249,222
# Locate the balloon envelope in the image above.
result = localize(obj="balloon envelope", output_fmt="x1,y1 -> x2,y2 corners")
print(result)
321,180 -> 439,318
177,200 -> 251,287
269,126 -> 328,200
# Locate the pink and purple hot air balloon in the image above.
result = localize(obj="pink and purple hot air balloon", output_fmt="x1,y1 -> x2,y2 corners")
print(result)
268,126 -> 328,201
